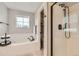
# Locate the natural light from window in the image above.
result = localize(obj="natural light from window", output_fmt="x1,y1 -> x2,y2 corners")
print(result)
16,16 -> 30,28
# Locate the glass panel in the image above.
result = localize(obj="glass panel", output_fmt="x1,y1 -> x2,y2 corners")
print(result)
23,23 -> 29,28
24,18 -> 29,23
16,16 -> 30,28
16,17 -> 23,22
16,22 -> 23,28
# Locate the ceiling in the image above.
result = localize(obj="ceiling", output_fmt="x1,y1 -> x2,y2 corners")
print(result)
58,2 -> 78,7
4,2 -> 42,13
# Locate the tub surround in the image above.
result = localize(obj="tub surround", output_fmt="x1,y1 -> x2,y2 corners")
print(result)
0,33 -> 40,56
0,40 -> 40,56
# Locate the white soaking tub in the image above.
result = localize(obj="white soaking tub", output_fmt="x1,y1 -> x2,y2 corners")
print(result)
0,34 -> 40,56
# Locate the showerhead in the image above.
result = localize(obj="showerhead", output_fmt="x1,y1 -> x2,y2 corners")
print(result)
59,4 -> 65,7
59,3 -> 69,8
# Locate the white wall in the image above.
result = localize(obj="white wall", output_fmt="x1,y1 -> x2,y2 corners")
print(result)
35,2 -> 48,56
8,9 -> 35,34
0,2 -> 8,36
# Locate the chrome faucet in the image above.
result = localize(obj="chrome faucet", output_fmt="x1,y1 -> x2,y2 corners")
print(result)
0,33 -> 11,46
27,36 -> 35,41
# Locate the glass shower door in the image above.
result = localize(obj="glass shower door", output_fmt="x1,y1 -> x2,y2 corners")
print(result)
52,2 -> 79,56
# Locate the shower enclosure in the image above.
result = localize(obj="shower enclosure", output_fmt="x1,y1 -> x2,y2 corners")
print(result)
51,2 -> 79,56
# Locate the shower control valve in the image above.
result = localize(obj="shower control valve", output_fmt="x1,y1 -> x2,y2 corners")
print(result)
58,24 -> 62,30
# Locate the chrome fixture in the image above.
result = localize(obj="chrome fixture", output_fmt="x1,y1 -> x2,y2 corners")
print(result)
27,36 -> 35,41
0,22 -> 9,25
59,3 -> 71,39
0,33 -> 11,46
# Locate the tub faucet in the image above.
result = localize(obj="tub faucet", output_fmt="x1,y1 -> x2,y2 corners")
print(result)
0,33 -> 11,46
27,36 -> 35,41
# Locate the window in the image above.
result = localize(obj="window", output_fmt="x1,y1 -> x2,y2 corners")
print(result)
16,16 -> 30,28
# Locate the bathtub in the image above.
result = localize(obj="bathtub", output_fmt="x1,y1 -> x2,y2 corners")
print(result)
0,34 -> 40,56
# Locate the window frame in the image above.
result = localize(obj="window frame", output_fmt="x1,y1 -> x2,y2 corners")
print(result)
16,15 -> 30,28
